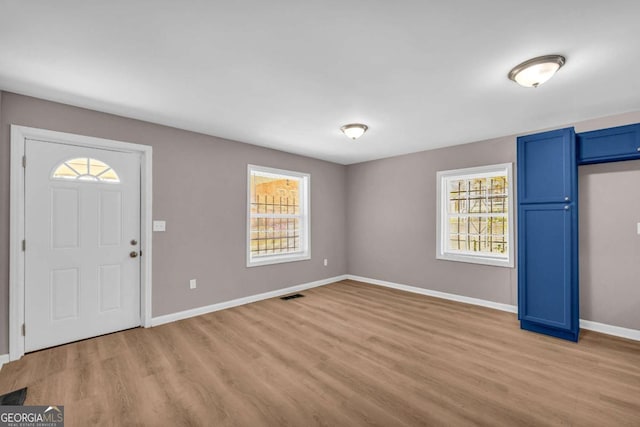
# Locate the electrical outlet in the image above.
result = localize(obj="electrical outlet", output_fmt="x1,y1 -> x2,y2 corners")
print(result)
189,279 -> 197,290
323,258 -> 328,267
153,220 -> 166,232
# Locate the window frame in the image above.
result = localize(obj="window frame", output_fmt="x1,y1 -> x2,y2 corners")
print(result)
246,164 -> 311,267
436,163 -> 514,268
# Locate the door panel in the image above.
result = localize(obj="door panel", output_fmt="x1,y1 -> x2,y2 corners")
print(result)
517,128 -> 575,204
519,204 -> 573,329
25,139 -> 141,352
51,188 -> 80,248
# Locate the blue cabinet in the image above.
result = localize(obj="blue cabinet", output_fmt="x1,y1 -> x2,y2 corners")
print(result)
578,123 -> 640,164
518,204 -> 578,340
517,128 -> 579,342
517,128 -> 574,203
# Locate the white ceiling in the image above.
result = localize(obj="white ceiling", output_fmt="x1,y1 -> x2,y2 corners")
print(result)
1,1 -> 639,165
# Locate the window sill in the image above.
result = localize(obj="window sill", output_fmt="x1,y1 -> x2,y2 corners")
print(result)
436,253 -> 513,268
247,252 -> 311,268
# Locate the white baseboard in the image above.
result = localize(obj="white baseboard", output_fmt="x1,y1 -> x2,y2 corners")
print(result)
150,273 -> 640,342
347,275 -> 640,342
347,275 -> 518,313
580,319 -> 640,341
0,353 -> 9,371
150,275 -> 348,327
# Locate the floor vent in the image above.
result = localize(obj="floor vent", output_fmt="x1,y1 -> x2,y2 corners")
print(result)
280,293 -> 305,301
0,387 -> 27,406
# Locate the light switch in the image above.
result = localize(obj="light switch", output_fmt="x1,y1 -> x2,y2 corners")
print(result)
153,220 -> 166,232
637,223 -> 640,235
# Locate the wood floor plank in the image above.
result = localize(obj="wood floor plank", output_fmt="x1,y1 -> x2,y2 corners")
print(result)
1,280 -> 639,426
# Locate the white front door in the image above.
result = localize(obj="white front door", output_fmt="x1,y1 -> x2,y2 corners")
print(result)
24,139 -> 141,352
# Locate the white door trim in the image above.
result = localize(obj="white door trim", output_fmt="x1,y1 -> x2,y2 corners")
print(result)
9,125 -> 153,361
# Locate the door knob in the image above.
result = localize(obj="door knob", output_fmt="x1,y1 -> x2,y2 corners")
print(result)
130,239 -> 138,245
130,251 -> 139,258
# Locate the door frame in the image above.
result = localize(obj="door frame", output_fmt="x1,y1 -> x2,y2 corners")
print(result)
9,125 -> 153,361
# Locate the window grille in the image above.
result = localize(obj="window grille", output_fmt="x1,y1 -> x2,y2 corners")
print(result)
250,195 -> 300,255
447,176 -> 508,254
436,163 -> 513,267
247,165 -> 310,266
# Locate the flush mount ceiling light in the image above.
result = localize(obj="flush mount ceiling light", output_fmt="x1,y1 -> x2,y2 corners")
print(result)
340,123 -> 368,140
508,55 -> 566,88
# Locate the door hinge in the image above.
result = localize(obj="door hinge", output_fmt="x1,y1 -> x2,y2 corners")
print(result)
22,240 -> 26,251
22,155 -> 26,168
21,324 -> 25,336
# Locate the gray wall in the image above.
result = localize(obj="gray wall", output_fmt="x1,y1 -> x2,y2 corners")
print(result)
346,136 -> 518,305
579,160 -> 640,330
0,92 -> 348,354
347,111 -> 640,330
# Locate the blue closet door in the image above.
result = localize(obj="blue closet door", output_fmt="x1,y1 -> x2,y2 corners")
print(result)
517,128 -> 575,204
518,204 -> 578,340
517,127 -> 579,342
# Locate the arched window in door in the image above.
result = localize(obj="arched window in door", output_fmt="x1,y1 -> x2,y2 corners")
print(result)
52,158 -> 120,183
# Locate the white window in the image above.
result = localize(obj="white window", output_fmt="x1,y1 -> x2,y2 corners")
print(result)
436,163 -> 514,267
247,165 -> 310,267
52,157 -> 120,183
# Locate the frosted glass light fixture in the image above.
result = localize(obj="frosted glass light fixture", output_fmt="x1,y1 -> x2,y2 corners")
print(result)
340,123 -> 368,140
508,55 -> 566,88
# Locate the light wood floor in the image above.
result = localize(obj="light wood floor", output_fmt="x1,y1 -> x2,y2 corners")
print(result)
1,280 -> 639,426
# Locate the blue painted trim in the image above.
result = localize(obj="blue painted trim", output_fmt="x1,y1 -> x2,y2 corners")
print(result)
570,130 -> 580,342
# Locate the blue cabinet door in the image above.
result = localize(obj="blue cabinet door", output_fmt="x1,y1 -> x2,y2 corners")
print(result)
578,123 -> 640,165
517,127 -> 579,342
517,128 -> 575,204
518,204 -> 578,341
